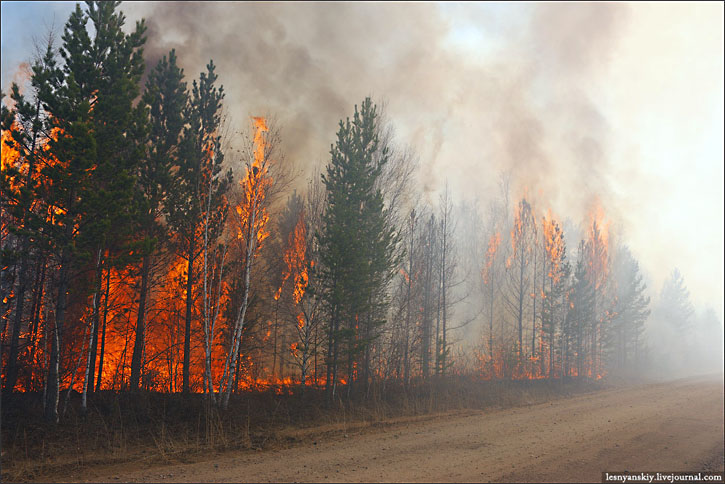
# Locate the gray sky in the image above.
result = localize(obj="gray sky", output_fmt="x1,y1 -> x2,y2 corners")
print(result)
2,1 -> 723,321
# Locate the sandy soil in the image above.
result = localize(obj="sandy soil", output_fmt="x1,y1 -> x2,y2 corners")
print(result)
69,377 -> 723,483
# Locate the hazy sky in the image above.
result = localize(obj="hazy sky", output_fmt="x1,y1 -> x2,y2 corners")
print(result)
2,2 -> 723,321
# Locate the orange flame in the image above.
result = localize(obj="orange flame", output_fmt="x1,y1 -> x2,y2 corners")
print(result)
1,126 -> 20,172
510,199 -> 533,259
482,232 -> 501,284
236,117 -> 272,248
399,268 -> 410,284
275,211 -> 309,304
585,201 -> 609,291
542,210 -> 565,284
288,214 -> 309,305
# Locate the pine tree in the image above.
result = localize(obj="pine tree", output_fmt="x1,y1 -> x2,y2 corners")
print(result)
317,97 -> 399,398
165,60 -> 231,394
503,198 -> 535,364
25,1 -> 147,421
609,246 -> 650,371
1,45 -> 54,393
541,215 -> 569,378
81,1 -> 148,409
583,221 -> 610,377
129,49 -> 187,391
659,268 -> 694,332
566,241 -> 595,379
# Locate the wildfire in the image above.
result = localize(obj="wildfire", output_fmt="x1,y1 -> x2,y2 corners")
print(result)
542,210 -> 564,284
236,116 -> 272,248
274,210 -> 309,308
1,121 -> 50,195
587,198 -> 610,248
1,126 -> 20,172
585,200 -> 610,291
400,268 -> 410,284
252,117 -> 267,158
509,198 -> 533,266
287,213 -> 309,304
482,232 -> 501,284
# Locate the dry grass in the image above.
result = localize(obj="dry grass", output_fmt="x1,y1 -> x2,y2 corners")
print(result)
0,377 -> 605,482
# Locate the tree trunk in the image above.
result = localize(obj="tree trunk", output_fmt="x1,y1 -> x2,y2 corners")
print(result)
221,204 -> 258,409
96,264 -> 110,392
4,254 -> 29,393
434,263 -> 441,376
86,252 -> 104,396
440,217 -> 447,376
517,255 -> 525,360
403,233 -> 413,386
64,325 -> 88,417
272,302 -> 279,377
28,256 -> 47,390
5,97 -> 43,394
531,245 -> 537,361
130,253 -> 150,391
82,248 -> 103,412
488,280 -> 495,371
45,247 -> 70,423
325,279 -> 338,400
183,238 -> 195,393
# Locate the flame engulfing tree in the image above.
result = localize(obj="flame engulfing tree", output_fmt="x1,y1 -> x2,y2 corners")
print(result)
480,230 -> 502,375
503,198 -> 536,367
2,1 -> 148,422
0,3 -> 669,432
275,187 -> 322,386
219,116 -> 275,409
583,218 -> 611,378
540,213 -> 569,378
129,49 -> 187,393
165,59 -> 232,394
474,180 -> 510,380
1,49 -> 53,395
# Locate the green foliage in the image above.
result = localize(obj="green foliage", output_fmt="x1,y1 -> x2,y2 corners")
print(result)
137,49 -> 188,250
659,268 -> 694,331
317,97 -> 400,382
29,0 -> 147,262
609,247 -> 650,356
564,242 -> 595,361
165,59 -> 232,255
163,58 -> 231,393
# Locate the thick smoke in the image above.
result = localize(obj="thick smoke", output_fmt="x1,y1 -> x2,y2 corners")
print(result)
126,2 -> 629,224
125,2 -> 639,353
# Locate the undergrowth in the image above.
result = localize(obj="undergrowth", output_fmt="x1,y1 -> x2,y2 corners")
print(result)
0,376 -> 605,482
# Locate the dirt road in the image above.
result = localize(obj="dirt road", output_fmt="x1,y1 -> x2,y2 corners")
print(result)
80,378 -> 723,483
